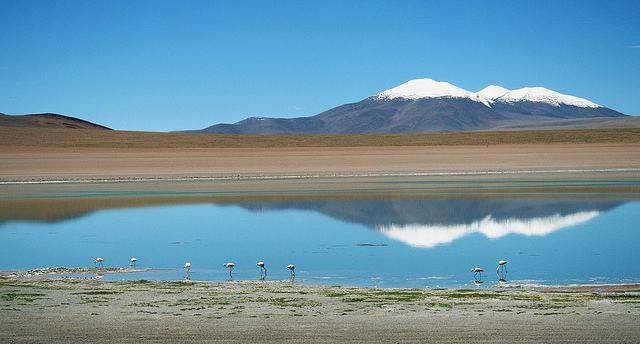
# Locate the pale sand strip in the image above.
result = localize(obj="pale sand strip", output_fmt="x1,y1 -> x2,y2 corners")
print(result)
1,143 -> 639,182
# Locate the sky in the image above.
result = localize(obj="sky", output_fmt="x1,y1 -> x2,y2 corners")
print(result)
1,1 -> 639,132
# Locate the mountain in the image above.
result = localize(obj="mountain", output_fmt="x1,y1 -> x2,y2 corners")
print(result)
188,78 -> 628,134
0,113 -> 112,130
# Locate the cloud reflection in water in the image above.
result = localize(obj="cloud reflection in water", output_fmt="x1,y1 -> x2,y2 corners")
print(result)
378,211 -> 600,248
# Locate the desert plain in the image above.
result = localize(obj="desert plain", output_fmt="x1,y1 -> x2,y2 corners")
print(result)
1,127 -> 640,343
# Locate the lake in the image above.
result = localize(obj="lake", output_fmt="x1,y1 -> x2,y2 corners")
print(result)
1,179 -> 640,289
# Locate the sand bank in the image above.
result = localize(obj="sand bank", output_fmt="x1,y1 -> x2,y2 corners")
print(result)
1,143 -> 639,182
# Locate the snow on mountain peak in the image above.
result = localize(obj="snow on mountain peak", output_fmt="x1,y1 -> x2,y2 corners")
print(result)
495,87 -> 602,108
477,85 -> 510,100
374,78 -> 491,107
373,78 -> 602,109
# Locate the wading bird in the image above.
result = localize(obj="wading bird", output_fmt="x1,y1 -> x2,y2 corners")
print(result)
130,257 -> 137,266
94,257 -> 104,267
287,264 -> 295,280
183,262 -> 191,272
257,261 -> 267,278
224,262 -> 236,278
471,267 -> 484,278
497,260 -> 508,273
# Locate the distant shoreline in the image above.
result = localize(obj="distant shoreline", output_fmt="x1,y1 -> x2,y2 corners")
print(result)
2,167 -> 640,185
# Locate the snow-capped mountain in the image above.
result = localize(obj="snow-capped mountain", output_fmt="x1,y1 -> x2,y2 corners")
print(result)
373,78 -> 602,109
477,85 -> 510,100
187,78 -> 628,134
373,78 -> 492,107
493,87 -> 601,108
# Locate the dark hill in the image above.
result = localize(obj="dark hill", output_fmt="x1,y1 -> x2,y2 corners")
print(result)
0,113 -> 112,130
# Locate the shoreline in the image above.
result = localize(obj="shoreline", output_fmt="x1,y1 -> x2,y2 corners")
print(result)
3,267 -> 640,293
2,167 -> 640,185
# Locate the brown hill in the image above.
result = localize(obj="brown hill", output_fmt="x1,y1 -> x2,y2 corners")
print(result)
0,113 -> 112,130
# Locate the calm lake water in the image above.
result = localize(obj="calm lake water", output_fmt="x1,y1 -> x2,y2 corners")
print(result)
2,190 -> 640,289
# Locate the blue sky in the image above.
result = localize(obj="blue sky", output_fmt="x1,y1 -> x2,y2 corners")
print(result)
1,1 -> 639,132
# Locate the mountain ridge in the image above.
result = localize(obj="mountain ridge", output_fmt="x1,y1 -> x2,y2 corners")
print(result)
189,78 -> 627,134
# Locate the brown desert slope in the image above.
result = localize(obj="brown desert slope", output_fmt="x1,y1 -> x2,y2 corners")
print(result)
1,126 -> 639,184
0,113 -> 112,130
493,116 -> 640,131
1,126 -> 639,149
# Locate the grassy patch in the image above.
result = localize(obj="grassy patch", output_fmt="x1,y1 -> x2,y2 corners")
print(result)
373,289 -> 427,302
342,297 -> 366,303
443,290 -> 504,299
258,297 -> 322,308
72,290 -> 123,295
128,302 -> 160,308
1,291 -> 47,302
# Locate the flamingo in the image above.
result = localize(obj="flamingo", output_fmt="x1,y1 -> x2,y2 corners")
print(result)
471,267 -> 484,278
183,262 -> 191,272
93,257 -> 104,267
130,257 -> 137,266
257,261 -> 267,277
287,264 -> 295,280
223,262 -> 236,278
497,260 -> 508,273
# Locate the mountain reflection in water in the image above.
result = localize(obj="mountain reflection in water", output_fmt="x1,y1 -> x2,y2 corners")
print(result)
378,211 -> 600,248
239,197 -> 620,247
2,194 -> 638,288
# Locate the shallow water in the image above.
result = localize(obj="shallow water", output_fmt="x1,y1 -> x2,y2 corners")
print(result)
1,191 -> 640,289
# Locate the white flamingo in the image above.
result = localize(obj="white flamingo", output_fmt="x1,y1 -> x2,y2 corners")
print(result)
223,262 -> 236,277
497,260 -> 508,273
183,262 -> 191,272
130,257 -> 137,266
93,257 -> 104,267
287,264 -> 295,280
471,267 -> 484,278
257,261 -> 267,277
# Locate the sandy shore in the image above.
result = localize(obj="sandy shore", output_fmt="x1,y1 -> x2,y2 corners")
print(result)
1,275 -> 640,343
